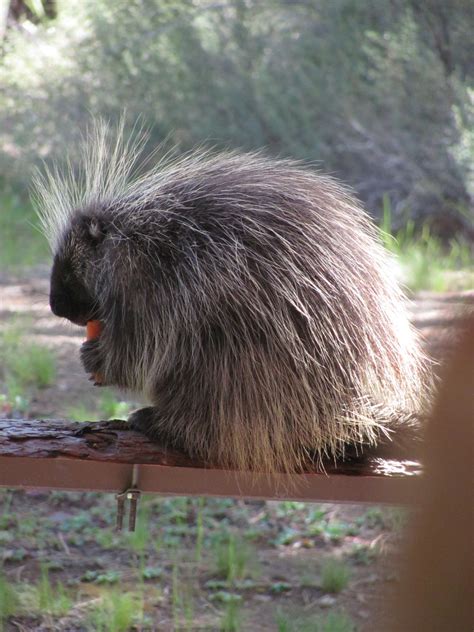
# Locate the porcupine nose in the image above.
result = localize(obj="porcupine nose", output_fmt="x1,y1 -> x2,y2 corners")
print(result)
50,292 -> 71,319
50,291 -> 91,325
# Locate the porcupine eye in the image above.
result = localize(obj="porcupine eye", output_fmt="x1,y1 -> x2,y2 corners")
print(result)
87,217 -> 106,243
49,217 -> 103,326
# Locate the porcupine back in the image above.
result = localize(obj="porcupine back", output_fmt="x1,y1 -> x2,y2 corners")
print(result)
35,123 -> 431,473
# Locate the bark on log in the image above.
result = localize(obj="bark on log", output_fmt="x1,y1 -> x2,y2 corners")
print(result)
0,419 -> 196,466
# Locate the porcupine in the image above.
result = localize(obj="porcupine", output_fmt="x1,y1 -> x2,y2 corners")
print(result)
34,122 -> 431,474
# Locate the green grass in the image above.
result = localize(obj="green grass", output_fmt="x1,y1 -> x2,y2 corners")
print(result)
98,392 -> 134,420
0,573 -> 19,631
276,609 -> 356,632
320,558 -> 351,594
358,506 -> 408,531
1,565 -> 187,630
82,569 -> 122,585
12,568 -> 73,620
0,323 -> 56,408
213,533 -> 256,582
220,599 -> 242,632
380,198 -> 473,292
1,491 -> 370,630
349,542 -> 379,566
64,403 -> 100,422
66,393 -> 134,422
195,496 -> 205,563
308,519 -> 358,542
171,564 -> 195,631
89,590 -> 137,632
0,183 -> 49,269
126,503 -> 151,555
36,566 -> 72,617
8,343 -> 56,388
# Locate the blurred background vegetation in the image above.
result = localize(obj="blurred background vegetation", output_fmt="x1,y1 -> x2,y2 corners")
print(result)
0,0 -> 473,283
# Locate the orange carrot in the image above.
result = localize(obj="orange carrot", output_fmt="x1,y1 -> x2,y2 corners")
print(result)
86,320 -> 102,341
86,320 -> 103,384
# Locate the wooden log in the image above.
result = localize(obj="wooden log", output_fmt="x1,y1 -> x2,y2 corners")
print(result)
0,419 -> 421,503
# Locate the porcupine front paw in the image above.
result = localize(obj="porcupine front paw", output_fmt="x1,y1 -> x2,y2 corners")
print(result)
128,407 -> 177,447
80,338 -> 104,380
74,419 -> 134,437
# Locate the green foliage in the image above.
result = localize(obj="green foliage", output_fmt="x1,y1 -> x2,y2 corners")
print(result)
349,543 -> 379,566
213,533 -> 256,582
89,590 -> 137,632
171,564 -> 194,631
99,392 -> 134,420
275,501 -> 309,517
82,569 -> 122,585
8,343 -> 56,388
65,404 -> 99,422
0,573 -> 19,630
381,199 -> 473,292
66,394 -> 135,423
1,489 -> 401,630
1,0 -> 472,235
363,506 -> 409,532
0,182 -> 49,269
274,506 -> 359,546
308,519 -> 359,542
220,599 -> 242,632
270,582 -> 292,594
320,558 -> 351,594
141,566 -> 163,580
210,592 -> 242,604
36,566 -> 72,616
0,573 -> 72,627
276,609 -> 356,632
126,503 -> 150,555
0,391 -> 29,414
195,496 -> 205,563
357,507 -> 387,530
0,324 -> 56,408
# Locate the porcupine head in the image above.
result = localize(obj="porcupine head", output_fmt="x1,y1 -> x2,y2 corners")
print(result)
34,120 -> 432,474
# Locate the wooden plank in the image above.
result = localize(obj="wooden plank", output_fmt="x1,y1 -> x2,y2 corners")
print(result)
0,419 -> 421,503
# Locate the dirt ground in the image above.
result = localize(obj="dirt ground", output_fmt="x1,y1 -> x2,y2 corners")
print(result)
0,270 -> 473,631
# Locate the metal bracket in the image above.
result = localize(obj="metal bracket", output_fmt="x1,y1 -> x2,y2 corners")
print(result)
115,464 -> 141,531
